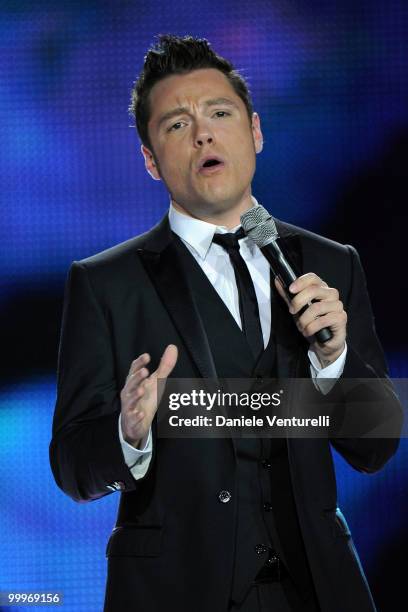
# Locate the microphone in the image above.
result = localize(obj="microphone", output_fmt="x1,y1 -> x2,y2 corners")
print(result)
240,205 -> 332,344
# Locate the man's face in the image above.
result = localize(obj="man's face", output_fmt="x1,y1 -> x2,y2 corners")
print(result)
141,68 -> 263,222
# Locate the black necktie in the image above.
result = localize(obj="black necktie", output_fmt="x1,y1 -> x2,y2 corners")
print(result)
212,228 -> 264,360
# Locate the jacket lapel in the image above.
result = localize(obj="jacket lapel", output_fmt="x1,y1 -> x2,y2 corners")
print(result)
272,219 -> 308,378
274,219 -> 303,282
137,216 -> 218,379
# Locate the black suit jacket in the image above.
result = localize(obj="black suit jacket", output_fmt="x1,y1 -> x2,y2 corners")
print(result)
50,215 -> 402,612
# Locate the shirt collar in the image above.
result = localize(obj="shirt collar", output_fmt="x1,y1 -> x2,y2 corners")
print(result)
168,196 -> 260,260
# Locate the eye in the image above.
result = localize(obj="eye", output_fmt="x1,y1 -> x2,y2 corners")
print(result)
213,111 -> 231,118
168,121 -> 185,132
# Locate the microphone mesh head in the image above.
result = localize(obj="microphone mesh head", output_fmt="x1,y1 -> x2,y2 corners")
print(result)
240,204 -> 271,232
240,204 -> 279,247
246,218 -> 279,247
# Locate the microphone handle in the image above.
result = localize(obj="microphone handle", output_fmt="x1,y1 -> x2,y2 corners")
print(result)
260,239 -> 333,344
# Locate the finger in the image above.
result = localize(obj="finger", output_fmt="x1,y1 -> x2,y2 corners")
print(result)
134,412 -> 145,425
154,344 -> 178,379
290,287 -> 339,315
296,300 -> 344,332
125,385 -> 146,412
289,273 -> 327,295
127,353 -> 151,377
302,310 -> 347,339
129,409 -> 145,424
121,369 -> 148,402
124,367 -> 150,395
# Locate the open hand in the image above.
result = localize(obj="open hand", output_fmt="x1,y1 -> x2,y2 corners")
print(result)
120,344 -> 178,448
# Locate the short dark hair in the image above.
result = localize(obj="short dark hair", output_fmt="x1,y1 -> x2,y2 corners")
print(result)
129,34 -> 254,149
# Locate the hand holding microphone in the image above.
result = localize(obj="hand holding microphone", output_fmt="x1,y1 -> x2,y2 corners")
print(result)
240,205 -> 347,366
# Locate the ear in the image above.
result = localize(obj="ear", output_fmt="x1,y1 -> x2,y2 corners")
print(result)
141,144 -> 161,181
251,112 -> 263,154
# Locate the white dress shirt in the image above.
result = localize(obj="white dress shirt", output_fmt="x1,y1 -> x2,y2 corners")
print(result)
120,197 -> 347,479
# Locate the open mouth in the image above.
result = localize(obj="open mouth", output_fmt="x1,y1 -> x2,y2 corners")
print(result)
202,159 -> 222,168
198,157 -> 225,174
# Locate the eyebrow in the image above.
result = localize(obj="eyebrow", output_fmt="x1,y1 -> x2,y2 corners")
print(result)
157,97 -> 239,129
206,97 -> 240,109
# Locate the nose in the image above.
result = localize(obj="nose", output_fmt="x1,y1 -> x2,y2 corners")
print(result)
194,120 -> 215,148
195,134 -> 213,147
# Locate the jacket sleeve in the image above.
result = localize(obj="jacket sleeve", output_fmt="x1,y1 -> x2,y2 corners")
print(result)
329,245 -> 403,473
49,261 -> 153,502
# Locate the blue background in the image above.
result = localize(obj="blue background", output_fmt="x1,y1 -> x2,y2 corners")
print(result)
1,1 -> 407,611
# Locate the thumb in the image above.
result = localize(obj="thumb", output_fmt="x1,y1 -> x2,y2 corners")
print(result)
155,344 -> 178,379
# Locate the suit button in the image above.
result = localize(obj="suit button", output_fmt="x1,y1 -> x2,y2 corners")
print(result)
263,502 -> 273,512
218,490 -> 232,503
261,459 -> 271,469
106,481 -> 125,492
255,544 -> 269,555
267,553 -> 279,565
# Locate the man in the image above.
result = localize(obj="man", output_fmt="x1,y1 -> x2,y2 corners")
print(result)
50,35 -> 402,612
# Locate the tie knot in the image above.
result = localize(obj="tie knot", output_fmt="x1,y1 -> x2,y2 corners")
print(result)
212,228 -> 245,252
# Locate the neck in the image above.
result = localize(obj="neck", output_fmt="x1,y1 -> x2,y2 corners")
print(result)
171,195 -> 254,229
